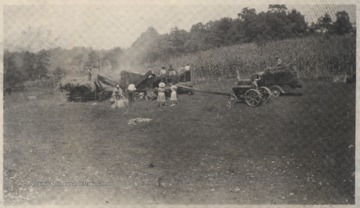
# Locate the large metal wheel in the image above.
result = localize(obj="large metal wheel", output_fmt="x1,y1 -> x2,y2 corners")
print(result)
258,86 -> 272,102
69,92 -> 85,102
98,92 -> 104,101
228,94 -> 238,104
270,86 -> 282,97
245,89 -> 263,107
226,94 -> 238,108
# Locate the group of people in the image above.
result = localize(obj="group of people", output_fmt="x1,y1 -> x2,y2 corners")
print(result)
159,64 -> 191,83
157,82 -> 177,107
110,63 -> 192,108
113,84 -> 137,101
159,65 -> 176,83
112,81 -> 178,108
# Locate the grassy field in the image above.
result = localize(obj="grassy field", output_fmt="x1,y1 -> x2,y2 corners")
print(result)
3,80 -> 355,205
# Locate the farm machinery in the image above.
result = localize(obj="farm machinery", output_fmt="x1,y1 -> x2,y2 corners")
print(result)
228,64 -> 302,106
61,75 -> 114,102
253,65 -> 302,97
176,74 -> 271,107
185,64 -> 301,107
61,70 -> 195,102
120,70 -> 194,101
229,75 -> 272,107
228,65 -> 302,106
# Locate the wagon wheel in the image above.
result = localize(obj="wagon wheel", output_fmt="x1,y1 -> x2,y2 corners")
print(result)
72,96 -> 84,102
145,94 -> 151,101
97,92 -> 102,101
66,94 -> 71,102
226,94 -> 237,108
258,87 -> 272,102
145,93 -> 154,101
69,93 -> 82,102
98,91 -> 105,101
270,86 -> 282,97
228,94 -> 238,103
244,89 -> 263,107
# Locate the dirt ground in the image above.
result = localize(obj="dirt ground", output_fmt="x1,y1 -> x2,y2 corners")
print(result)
3,79 -> 355,205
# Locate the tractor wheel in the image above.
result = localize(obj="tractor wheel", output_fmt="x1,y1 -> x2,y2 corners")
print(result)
270,86 -> 282,97
258,87 -> 272,102
228,94 -> 238,104
227,94 -> 238,108
245,89 -> 263,107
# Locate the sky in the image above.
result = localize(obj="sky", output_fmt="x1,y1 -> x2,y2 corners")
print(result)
3,1 -> 357,52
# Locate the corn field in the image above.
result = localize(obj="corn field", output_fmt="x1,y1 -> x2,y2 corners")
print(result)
161,35 -> 355,83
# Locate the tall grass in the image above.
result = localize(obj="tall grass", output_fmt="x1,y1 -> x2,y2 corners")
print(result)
162,35 -> 355,83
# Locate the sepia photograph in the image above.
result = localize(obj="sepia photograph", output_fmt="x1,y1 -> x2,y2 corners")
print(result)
2,0 -> 357,205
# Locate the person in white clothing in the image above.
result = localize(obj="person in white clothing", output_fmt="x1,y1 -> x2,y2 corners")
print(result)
127,84 -> 136,102
170,84 -> 177,106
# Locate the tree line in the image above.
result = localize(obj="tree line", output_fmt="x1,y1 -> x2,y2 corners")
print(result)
3,4 -> 355,89
3,46 -> 125,89
136,5 -> 354,62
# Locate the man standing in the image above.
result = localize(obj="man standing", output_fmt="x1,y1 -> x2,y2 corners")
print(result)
184,64 -> 191,81
159,66 -> 167,83
168,64 -> 176,83
88,67 -> 92,81
277,57 -> 282,65
127,83 -> 136,102
178,66 -> 185,82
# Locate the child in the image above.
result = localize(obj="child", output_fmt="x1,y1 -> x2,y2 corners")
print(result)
170,85 -> 177,106
157,82 -> 166,107
114,85 -> 123,100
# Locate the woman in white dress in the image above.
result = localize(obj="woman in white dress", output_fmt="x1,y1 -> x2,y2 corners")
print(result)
157,82 -> 166,107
